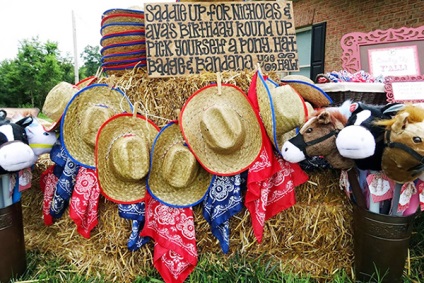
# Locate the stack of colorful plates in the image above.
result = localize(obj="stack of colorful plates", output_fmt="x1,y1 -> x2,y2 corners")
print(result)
100,8 -> 146,75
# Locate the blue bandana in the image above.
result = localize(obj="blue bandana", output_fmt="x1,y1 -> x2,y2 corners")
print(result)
202,173 -> 246,253
49,139 -> 80,219
118,202 -> 150,251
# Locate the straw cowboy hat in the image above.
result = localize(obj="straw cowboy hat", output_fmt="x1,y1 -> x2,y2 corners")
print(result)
95,112 -> 159,204
42,82 -> 79,132
147,121 -> 214,207
61,84 -> 133,168
280,74 -> 333,107
102,7 -> 144,19
256,70 -> 312,154
100,22 -> 145,37
179,84 -> 262,176
42,78 -> 98,132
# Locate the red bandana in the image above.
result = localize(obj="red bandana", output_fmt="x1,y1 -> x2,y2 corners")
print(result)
140,192 -> 197,283
69,167 -> 100,239
418,179 -> 424,211
245,72 -> 308,243
366,171 -> 395,203
39,165 -> 58,226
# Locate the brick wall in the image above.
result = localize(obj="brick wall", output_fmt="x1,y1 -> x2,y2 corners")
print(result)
293,0 -> 424,73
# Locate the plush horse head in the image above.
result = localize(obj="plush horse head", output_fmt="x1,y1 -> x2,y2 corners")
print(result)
11,113 -> 58,157
335,102 -> 404,171
281,101 -> 355,170
0,110 -> 36,174
374,105 -> 424,183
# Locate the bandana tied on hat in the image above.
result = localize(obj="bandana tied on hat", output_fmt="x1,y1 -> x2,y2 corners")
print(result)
40,165 -> 58,226
118,203 -> 150,251
50,157 -> 80,219
245,71 -> 309,243
202,173 -> 246,254
47,138 -> 80,219
39,140 -> 67,225
179,83 -> 262,176
141,192 -> 197,283
69,167 -> 100,239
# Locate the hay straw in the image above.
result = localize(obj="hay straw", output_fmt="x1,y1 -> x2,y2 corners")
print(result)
23,70 -> 356,282
24,158 -> 354,282
99,68 -> 271,127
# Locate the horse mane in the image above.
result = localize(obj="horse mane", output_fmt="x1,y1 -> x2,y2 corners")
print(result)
374,105 -> 424,128
312,108 -> 348,126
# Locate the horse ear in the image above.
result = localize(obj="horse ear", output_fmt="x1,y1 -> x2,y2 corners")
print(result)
0,110 -> 7,121
392,112 -> 409,133
317,111 -> 331,124
15,116 -> 33,128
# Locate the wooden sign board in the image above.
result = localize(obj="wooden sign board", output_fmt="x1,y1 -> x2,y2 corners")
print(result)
144,1 -> 298,77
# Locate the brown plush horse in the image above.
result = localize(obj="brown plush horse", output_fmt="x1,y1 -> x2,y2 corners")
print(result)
375,105 -> 424,183
281,108 -> 355,170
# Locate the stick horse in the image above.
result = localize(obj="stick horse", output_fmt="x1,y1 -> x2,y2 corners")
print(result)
375,104 -> 424,184
281,103 -> 355,170
373,104 -> 424,215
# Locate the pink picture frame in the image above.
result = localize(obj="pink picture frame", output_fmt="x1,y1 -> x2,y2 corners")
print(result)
384,75 -> 424,103
341,26 -> 424,74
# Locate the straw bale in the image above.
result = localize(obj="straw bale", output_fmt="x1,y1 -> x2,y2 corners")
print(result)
22,69 -> 354,282
23,156 -> 353,282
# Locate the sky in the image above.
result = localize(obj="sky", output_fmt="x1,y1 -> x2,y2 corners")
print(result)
0,0 -> 173,61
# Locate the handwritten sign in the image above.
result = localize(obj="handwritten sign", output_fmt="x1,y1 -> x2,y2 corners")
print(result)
144,1 -> 298,77
385,75 -> 424,103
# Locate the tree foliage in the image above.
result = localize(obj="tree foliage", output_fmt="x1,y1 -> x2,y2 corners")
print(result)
0,37 -> 100,109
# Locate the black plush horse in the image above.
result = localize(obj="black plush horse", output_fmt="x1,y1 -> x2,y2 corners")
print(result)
335,102 -> 403,171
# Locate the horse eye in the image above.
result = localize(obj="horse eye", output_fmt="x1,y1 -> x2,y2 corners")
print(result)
306,128 -> 313,133
413,136 -> 422,143
43,132 -> 49,136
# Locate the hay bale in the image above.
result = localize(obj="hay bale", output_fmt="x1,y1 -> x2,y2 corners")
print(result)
22,69 -> 354,282
24,159 -> 353,282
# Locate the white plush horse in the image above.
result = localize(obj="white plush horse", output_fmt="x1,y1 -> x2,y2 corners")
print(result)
11,113 -> 58,158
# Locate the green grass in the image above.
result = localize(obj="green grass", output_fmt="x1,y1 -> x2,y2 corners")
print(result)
10,213 -> 424,283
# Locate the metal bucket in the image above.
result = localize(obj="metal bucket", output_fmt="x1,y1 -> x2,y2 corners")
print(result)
353,204 -> 416,283
0,201 -> 27,282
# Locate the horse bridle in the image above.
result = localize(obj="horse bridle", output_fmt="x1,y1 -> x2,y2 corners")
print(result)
385,130 -> 424,173
290,129 -> 340,157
